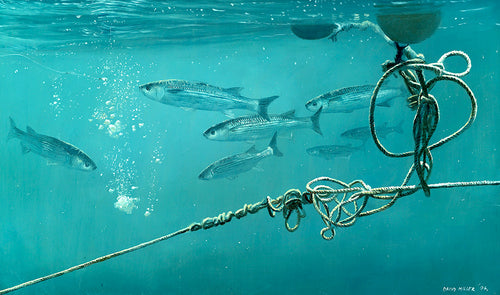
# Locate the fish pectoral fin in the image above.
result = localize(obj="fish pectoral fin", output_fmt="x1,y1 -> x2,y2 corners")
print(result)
167,89 -> 184,94
180,107 -> 195,112
246,145 -> 258,154
20,143 -> 31,154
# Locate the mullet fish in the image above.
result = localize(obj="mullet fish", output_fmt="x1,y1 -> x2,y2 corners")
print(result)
139,79 -> 278,120
199,132 -> 282,180
306,143 -> 362,160
305,84 -> 403,113
341,121 -> 404,142
8,117 -> 97,171
203,107 -> 322,142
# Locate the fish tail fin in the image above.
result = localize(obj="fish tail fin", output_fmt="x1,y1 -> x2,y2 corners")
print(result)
269,132 -> 283,157
8,116 -> 19,141
256,95 -> 279,121
311,106 -> 323,136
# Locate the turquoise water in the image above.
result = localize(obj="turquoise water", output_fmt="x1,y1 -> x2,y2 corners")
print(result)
1,1 -> 499,294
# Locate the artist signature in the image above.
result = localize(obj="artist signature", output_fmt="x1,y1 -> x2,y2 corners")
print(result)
442,285 -> 489,293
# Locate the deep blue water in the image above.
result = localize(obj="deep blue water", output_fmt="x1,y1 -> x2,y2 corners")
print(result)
1,1 -> 499,294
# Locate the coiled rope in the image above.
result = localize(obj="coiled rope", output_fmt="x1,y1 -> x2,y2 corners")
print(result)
2,50 -> 499,294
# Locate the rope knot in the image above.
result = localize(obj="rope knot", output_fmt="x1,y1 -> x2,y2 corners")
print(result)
266,189 -> 307,232
282,190 -> 306,232
413,92 -> 439,196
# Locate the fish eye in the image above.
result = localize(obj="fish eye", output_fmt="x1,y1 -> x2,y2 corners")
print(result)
84,162 -> 90,167
145,85 -> 152,91
312,102 -> 317,107
210,130 -> 216,135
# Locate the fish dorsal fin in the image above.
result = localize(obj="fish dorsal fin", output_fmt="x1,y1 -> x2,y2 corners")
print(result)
225,87 -> 243,95
167,89 -> 184,94
281,110 -> 295,118
246,145 -> 257,154
26,126 -> 37,135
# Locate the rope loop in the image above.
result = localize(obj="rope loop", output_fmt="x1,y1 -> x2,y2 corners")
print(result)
305,177 -> 376,239
369,51 -> 476,161
282,189 -> 306,232
301,176 -> 500,241
266,189 -> 308,232
432,50 -> 472,77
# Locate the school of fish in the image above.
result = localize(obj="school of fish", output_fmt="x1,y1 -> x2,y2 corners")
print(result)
8,78 -> 405,180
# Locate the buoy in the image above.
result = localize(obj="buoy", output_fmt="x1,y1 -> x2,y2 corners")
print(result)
375,3 -> 441,44
290,23 -> 339,40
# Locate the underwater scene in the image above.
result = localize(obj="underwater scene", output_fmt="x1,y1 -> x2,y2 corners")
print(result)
0,0 -> 499,294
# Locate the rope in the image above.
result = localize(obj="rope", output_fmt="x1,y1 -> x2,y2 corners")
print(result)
0,227 -> 191,295
266,189 -> 307,231
370,51 -> 476,157
305,177 -> 500,240
329,21 -> 423,61
368,50 -> 477,198
0,53 -> 108,81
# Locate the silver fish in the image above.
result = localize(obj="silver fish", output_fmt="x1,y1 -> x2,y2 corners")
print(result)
8,117 -> 97,171
306,143 -> 362,160
305,84 -> 403,113
203,107 -> 322,141
341,121 -> 404,142
139,79 -> 278,120
199,132 -> 282,180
